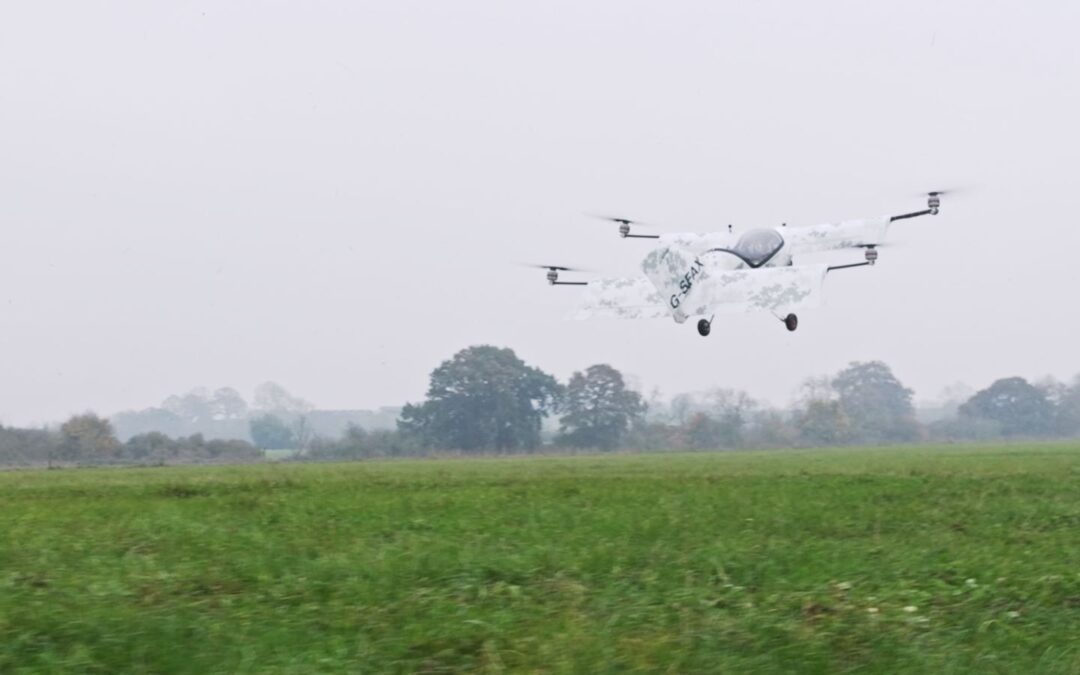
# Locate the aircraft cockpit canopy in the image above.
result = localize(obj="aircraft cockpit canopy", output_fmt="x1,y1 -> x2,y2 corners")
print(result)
729,228 -> 785,267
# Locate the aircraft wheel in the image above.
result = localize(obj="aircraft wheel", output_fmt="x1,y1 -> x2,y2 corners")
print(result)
784,313 -> 798,332
697,319 -> 711,337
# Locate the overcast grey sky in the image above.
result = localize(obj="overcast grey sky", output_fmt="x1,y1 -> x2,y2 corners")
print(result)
2,1 -> 1079,425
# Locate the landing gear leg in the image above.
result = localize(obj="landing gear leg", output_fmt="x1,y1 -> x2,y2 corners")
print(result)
784,313 -> 798,332
697,318 -> 712,337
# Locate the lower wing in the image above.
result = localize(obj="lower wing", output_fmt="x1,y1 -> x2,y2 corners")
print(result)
570,277 -> 671,320
573,264 -> 830,321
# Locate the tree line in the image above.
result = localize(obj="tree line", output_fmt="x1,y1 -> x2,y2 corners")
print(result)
2,344 -> 1079,466
0,414 -> 261,467
299,346 -> 1080,460
110,382 -> 399,446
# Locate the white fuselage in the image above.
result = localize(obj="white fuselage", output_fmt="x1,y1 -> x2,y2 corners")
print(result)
657,229 -> 794,272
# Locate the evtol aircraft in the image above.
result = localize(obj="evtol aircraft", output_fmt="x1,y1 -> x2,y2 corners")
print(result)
531,192 -> 950,337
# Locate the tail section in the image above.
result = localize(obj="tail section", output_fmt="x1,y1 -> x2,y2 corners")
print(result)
641,245 -> 707,324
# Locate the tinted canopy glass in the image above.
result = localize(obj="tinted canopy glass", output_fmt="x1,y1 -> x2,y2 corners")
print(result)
731,229 -> 784,267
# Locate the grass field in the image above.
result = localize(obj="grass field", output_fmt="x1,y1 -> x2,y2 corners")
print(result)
2,444 -> 1079,673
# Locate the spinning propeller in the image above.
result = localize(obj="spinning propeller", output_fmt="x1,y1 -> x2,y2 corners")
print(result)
519,264 -> 590,286
586,214 -> 661,239
922,187 -> 970,214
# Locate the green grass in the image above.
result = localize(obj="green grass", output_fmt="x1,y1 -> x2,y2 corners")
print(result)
1,444 -> 1079,673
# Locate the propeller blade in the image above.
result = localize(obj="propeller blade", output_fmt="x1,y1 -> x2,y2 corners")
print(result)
921,186 -> 971,197
585,213 -> 657,228
518,263 -> 591,272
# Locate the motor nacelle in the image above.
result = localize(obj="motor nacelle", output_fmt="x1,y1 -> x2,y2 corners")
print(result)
928,192 -> 941,214
532,264 -> 586,285
865,246 -> 878,264
619,222 -> 630,238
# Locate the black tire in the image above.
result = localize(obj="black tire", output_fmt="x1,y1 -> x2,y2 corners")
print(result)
784,313 -> 798,332
697,319 -> 711,337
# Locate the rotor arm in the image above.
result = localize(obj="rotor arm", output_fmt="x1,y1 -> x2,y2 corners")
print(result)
826,261 -> 873,272
617,219 -> 660,239
889,191 -> 945,222
828,244 -> 880,271
889,208 -> 934,222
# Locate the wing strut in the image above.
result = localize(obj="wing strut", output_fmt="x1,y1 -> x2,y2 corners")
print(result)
826,262 -> 872,272
889,208 -> 934,222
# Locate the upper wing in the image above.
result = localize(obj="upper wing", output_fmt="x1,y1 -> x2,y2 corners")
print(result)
781,201 -> 938,254
780,215 -> 891,254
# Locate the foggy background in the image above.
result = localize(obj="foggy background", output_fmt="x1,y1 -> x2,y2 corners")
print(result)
1,1 -> 1078,425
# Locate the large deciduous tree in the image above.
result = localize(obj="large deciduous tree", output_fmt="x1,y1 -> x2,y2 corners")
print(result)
959,377 -> 1055,437
557,364 -> 646,450
832,361 -> 920,443
399,346 -> 561,452
59,414 -> 121,462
